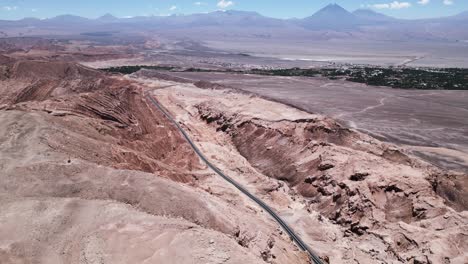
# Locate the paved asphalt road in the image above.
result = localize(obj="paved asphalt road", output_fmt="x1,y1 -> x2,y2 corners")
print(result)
146,93 -> 324,264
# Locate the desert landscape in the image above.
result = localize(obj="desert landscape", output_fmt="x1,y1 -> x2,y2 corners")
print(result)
167,71 -> 468,172
0,1 -> 468,264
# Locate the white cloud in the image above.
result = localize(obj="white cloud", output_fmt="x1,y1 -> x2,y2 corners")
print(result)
372,1 -> 412,9
217,0 -> 234,9
194,2 -> 206,6
169,5 -> 177,11
31,8 -> 37,12
3,6 -> 18,11
443,0 -> 454,5
417,0 -> 430,5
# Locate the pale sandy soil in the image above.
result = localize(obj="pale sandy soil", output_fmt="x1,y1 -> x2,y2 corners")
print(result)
203,40 -> 468,68
0,196 -> 262,264
80,57 -> 148,69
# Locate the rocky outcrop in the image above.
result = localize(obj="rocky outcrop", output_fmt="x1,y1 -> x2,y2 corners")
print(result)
193,96 -> 468,264
1,57 -> 202,181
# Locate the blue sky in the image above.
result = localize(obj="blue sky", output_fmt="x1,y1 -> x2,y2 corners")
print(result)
0,0 -> 466,20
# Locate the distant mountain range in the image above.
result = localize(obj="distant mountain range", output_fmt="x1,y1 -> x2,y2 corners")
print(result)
1,4 -> 468,42
352,8 -> 396,22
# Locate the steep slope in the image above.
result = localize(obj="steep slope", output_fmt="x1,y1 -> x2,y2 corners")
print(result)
300,4 -> 361,30
0,57 -> 309,263
0,197 -> 263,264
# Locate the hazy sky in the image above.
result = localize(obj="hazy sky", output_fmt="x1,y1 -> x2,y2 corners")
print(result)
0,0 -> 466,20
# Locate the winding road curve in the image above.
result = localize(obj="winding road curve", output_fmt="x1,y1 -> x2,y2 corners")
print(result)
146,93 -> 324,264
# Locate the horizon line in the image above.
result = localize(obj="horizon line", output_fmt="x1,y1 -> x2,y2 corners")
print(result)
3,7 -> 466,22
